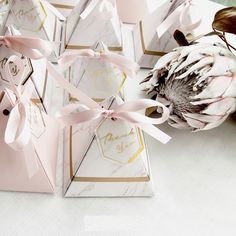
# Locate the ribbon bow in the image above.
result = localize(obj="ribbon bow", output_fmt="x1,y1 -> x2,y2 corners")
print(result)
47,62 -> 171,144
0,35 -> 55,59
57,99 -> 171,144
3,55 -> 38,177
156,0 -> 201,38
58,48 -> 140,77
80,0 -> 116,20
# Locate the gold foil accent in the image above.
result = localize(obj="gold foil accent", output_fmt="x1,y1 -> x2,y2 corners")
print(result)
42,69 -> 48,101
73,176 -> 150,182
139,21 -> 167,56
51,3 -> 75,9
66,44 -> 123,52
97,126 -> 144,165
38,1 -> 48,32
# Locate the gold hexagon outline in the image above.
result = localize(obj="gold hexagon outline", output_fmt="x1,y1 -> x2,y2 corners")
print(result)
96,124 -> 144,165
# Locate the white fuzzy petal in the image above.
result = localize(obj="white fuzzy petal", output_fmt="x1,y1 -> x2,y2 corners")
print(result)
168,115 -> 190,129
195,56 -> 236,86
190,98 -> 222,105
167,59 -> 184,80
154,51 -> 179,70
200,114 -> 228,130
203,98 -> 236,115
176,57 -> 214,79
175,52 -> 205,72
178,43 -> 212,59
223,74 -> 236,97
194,76 -> 232,99
189,44 -> 232,57
183,114 -> 205,129
183,113 -> 222,123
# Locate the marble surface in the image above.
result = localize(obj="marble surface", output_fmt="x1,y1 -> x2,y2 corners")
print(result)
0,0 -> 236,235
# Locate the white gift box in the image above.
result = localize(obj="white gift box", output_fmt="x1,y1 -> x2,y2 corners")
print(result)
0,26 -> 55,114
133,0 -> 191,68
5,0 -> 64,61
63,0 -> 123,53
63,96 -> 154,197
63,41 -> 126,103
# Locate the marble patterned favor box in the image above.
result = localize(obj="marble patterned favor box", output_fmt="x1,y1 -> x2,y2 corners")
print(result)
63,0 -> 123,53
0,26 -> 55,114
63,96 -> 154,197
63,41 -> 128,103
5,0 -> 64,61
133,0 -> 191,68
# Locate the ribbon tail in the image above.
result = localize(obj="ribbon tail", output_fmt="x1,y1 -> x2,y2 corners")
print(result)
102,53 -> 139,77
47,62 -> 100,109
7,37 -> 55,59
137,123 -> 171,144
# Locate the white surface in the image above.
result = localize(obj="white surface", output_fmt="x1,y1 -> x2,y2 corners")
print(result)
1,1 -> 236,235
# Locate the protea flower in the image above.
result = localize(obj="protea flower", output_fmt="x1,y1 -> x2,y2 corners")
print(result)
141,42 -> 236,131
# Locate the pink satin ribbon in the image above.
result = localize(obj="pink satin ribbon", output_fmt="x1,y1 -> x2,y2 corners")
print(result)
47,62 -> 171,144
0,35 -> 55,59
3,55 -> 38,177
156,0 -> 201,38
58,49 -> 140,77
80,0 -> 115,20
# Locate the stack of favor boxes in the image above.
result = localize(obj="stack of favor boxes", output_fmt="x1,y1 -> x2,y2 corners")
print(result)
0,0 -> 224,197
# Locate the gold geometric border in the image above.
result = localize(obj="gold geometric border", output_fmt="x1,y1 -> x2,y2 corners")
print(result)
38,1 -> 48,32
96,126 -> 144,165
139,21 -> 167,56
69,125 -> 150,183
51,3 -> 75,9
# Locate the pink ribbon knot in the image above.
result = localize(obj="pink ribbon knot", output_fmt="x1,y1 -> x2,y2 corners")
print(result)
102,109 -> 115,119
56,98 -> 171,144
58,48 -> 140,77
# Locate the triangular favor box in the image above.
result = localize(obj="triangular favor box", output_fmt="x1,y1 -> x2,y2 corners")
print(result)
5,0 -> 63,61
133,0 -> 187,68
63,0 -> 123,53
0,81 -> 59,193
63,96 -> 154,197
